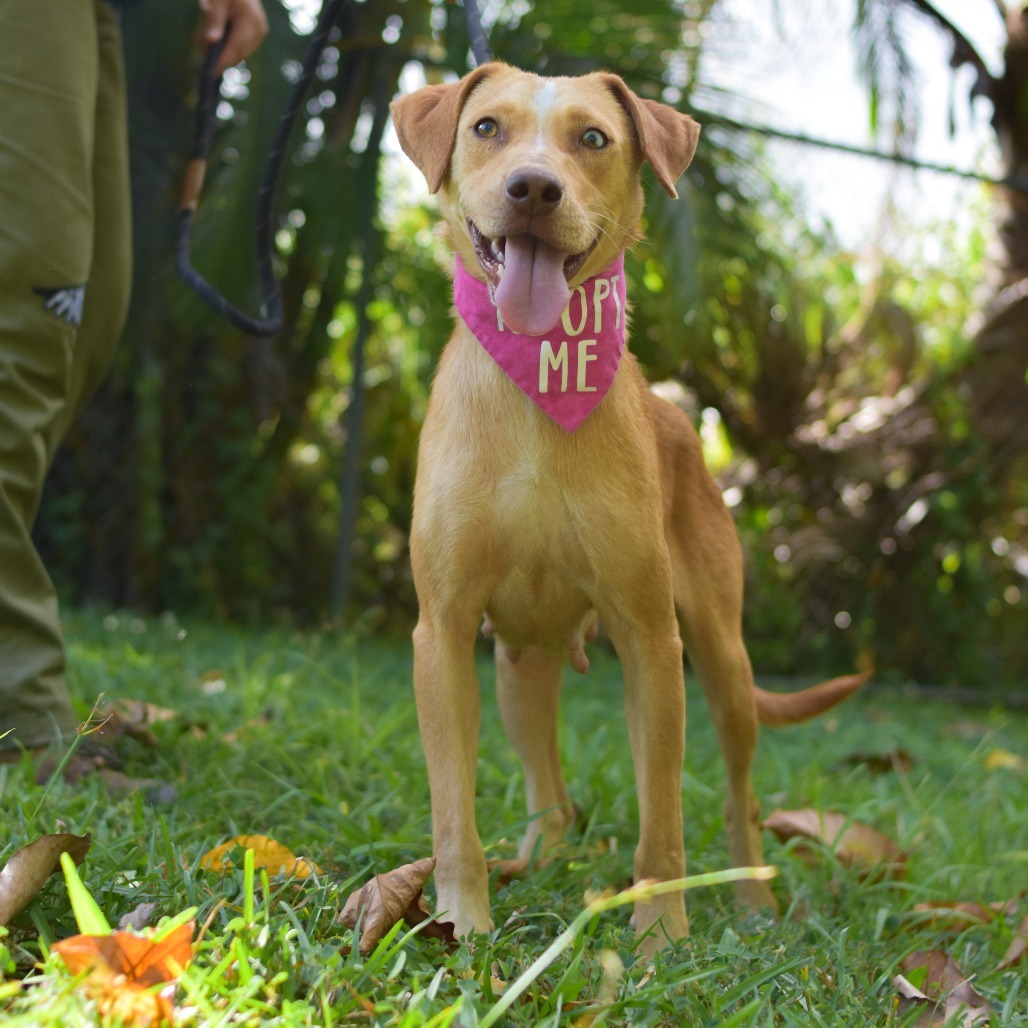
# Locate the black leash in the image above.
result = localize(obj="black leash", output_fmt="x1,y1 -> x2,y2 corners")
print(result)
176,0 -> 348,336
464,0 -> 493,66
176,0 -> 491,335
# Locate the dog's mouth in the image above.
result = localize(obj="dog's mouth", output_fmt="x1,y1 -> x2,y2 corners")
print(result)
468,219 -> 596,336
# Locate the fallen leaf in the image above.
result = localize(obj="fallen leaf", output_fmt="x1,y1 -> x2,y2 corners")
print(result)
198,670 -> 228,696
984,748 -> 1025,773
488,854 -> 559,884
943,720 -> 991,740
402,890 -> 458,947
118,902 -> 159,933
998,914 -> 1028,970
53,920 -> 194,1027
763,808 -> 905,878
223,710 -> 274,744
338,857 -> 454,954
91,699 -> 178,749
894,972 -> 933,1021
897,950 -> 992,1026
199,835 -> 321,878
838,747 -> 915,775
96,772 -> 179,805
911,899 -> 1017,932
0,834 -> 91,926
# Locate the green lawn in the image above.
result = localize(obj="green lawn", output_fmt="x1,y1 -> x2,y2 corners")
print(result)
2,609 -> 1026,1025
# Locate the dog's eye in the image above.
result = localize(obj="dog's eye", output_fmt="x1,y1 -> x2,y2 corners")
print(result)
581,128 -> 608,150
474,118 -> 499,139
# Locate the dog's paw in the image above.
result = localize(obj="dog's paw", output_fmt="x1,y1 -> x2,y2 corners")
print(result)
630,893 -> 689,956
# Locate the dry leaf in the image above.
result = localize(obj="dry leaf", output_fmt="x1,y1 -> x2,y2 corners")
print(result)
487,854 -> 560,884
223,711 -> 274,745
763,808 -> 905,878
943,720 -> 991,740
53,920 -> 194,1027
118,902 -> 159,933
998,914 -> 1028,970
338,857 -> 455,954
199,835 -> 322,878
0,833 -> 91,926
911,899 -> 1017,932
897,950 -> 992,1026
838,748 -> 915,775
91,699 -> 178,749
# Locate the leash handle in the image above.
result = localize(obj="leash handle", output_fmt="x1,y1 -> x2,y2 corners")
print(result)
176,27 -> 283,336
178,34 -> 223,215
176,1 -> 348,336
176,0 -> 488,336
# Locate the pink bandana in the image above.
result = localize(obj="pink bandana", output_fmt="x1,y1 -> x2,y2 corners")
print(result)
453,254 -> 627,433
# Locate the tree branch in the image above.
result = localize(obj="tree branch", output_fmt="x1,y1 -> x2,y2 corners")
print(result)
895,0 -> 997,98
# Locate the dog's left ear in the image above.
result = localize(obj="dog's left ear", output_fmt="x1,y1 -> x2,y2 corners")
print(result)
390,64 -> 499,193
600,75 -> 700,199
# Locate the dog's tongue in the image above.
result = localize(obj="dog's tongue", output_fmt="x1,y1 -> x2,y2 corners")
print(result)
494,234 -> 570,336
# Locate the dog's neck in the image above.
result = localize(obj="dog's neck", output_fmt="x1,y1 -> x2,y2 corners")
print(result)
453,254 -> 627,433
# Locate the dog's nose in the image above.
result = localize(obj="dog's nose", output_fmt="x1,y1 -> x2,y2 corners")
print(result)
505,168 -> 563,213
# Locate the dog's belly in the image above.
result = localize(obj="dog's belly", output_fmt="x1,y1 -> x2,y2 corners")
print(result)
485,564 -> 594,654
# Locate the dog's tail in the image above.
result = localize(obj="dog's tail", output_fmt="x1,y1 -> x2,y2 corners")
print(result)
754,672 -> 868,727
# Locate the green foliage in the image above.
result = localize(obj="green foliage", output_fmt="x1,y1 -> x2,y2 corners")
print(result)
32,0 -> 1027,688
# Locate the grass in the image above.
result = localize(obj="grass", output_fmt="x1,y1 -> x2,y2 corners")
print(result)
1,607 -> 1026,1025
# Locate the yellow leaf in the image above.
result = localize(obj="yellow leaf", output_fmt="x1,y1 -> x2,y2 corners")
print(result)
199,835 -> 321,878
985,748 -> 1024,772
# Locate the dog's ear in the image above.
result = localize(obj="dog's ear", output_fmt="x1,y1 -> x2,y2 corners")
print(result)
599,75 -> 700,199
390,64 -> 499,193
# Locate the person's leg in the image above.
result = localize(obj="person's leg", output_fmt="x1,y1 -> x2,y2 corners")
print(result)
0,0 -> 131,755
57,0 -> 132,442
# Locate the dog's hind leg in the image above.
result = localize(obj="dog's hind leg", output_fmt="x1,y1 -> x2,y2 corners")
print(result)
684,624 -> 777,912
495,644 -> 576,868
672,532 -> 778,913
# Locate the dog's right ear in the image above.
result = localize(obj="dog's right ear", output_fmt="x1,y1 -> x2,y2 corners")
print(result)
390,64 -> 499,194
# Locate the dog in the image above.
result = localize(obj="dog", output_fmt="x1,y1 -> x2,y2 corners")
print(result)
389,62 -> 863,952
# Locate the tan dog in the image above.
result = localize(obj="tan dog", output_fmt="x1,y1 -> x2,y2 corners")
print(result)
390,62 -> 862,952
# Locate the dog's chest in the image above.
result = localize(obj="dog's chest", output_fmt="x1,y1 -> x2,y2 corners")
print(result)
484,454 -> 602,647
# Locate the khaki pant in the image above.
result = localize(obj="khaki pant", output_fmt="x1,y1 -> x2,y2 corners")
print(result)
0,0 -> 131,752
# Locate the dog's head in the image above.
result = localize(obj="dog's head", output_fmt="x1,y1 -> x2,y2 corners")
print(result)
390,63 -> 699,336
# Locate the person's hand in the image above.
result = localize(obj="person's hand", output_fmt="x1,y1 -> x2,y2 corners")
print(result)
197,0 -> 270,75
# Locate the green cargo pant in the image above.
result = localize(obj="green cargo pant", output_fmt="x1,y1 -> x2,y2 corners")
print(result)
0,0 -> 132,753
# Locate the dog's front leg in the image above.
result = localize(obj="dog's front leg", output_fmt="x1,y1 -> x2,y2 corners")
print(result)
603,586 -> 689,953
413,611 -> 493,939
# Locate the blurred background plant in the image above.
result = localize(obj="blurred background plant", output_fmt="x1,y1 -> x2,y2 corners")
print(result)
34,0 -> 1027,689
